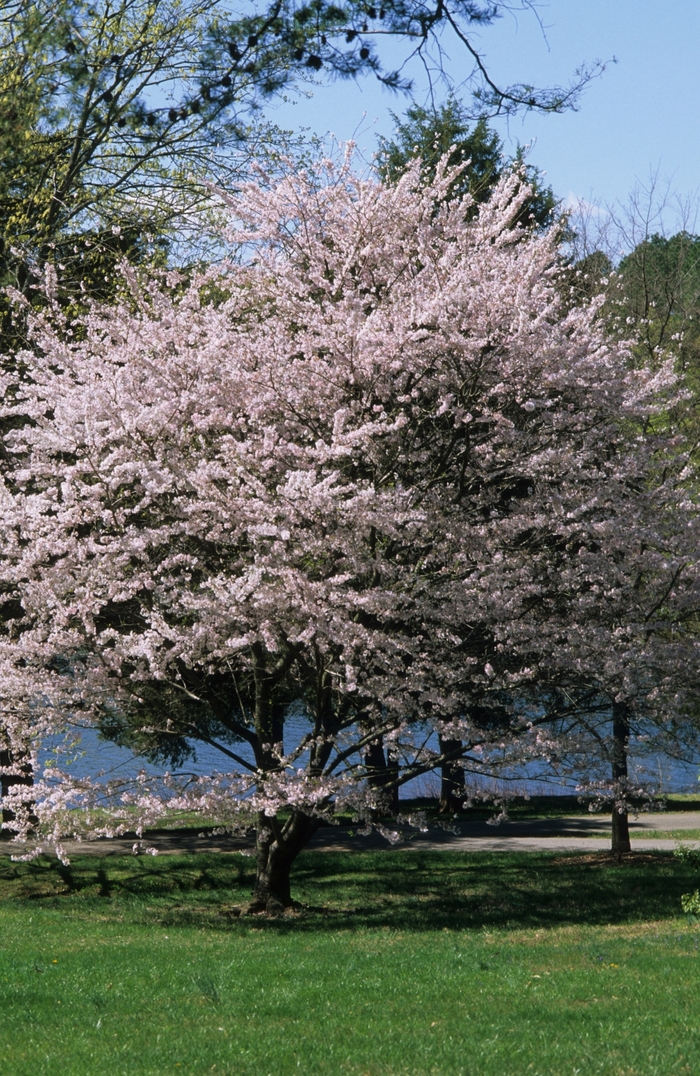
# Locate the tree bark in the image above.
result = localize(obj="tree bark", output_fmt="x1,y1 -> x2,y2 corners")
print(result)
439,736 -> 465,814
250,809 -> 319,913
0,749 -> 34,832
365,738 -> 399,814
386,743 -> 400,814
247,642 -> 315,912
611,702 -> 631,857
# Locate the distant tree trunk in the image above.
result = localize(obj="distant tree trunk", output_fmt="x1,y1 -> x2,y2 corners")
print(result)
611,702 -> 631,857
365,738 -> 399,814
250,810 -> 319,913
0,748 -> 34,832
439,736 -> 465,813
386,743 -> 400,814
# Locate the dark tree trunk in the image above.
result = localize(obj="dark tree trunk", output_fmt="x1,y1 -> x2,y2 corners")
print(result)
250,810 -> 319,914
0,749 -> 34,832
439,737 -> 465,814
386,744 -> 400,814
611,702 -> 631,857
365,738 -> 399,814
243,645 -> 329,912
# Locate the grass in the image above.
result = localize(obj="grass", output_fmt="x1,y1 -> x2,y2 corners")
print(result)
1,849 -> 700,1074
631,830 -> 700,841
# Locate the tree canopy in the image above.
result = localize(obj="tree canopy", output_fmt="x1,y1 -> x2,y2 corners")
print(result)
568,226 -> 700,454
615,232 -> 700,369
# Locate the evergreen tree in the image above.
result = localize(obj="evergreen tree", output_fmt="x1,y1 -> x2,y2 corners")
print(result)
376,99 -> 557,230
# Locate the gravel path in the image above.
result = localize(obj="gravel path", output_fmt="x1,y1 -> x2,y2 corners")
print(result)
3,811 -> 699,857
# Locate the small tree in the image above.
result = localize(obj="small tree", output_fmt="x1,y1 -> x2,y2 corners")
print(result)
1,152 -> 697,907
554,185 -> 700,846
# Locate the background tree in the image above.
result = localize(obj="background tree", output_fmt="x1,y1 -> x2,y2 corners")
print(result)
614,233 -> 700,380
376,98 -> 557,231
557,186 -> 700,845
0,0 -> 312,332
567,179 -> 700,367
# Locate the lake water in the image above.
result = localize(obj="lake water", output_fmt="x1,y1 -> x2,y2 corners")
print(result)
40,723 -> 700,802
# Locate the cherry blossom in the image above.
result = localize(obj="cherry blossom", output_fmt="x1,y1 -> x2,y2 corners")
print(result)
1,150 -> 699,905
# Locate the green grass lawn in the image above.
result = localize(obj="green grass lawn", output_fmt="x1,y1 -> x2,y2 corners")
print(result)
2,848 -> 700,1075
632,830 -> 700,841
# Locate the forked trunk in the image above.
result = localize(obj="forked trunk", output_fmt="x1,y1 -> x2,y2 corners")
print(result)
611,702 -> 631,857
250,810 -> 319,914
439,737 -> 465,814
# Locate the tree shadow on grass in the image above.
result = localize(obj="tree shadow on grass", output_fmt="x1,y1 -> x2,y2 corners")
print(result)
0,849 -> 697,933
0,852 -> 255,910
283,850 -> 698,934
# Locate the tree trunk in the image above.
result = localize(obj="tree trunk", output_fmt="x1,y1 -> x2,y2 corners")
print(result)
250,810 -> 318,914
365,739 -> 399,814
386,744 -> 400,814
439,737 -> 465,814
611,702 -> 631,857
0,749 -> 34,832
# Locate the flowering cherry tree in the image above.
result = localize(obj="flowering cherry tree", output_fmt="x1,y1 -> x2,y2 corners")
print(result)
1,150 -> 699,908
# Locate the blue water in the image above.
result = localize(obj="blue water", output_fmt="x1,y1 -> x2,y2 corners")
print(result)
39,723 -> 700,801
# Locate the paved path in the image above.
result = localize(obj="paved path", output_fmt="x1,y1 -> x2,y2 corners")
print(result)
3,811 -> 700,857
306,811 -> 700,854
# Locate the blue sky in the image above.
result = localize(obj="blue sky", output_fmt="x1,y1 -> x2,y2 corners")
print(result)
270,1 -> 700,217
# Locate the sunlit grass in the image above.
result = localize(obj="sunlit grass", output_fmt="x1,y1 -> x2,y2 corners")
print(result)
631,829 -> 700,841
